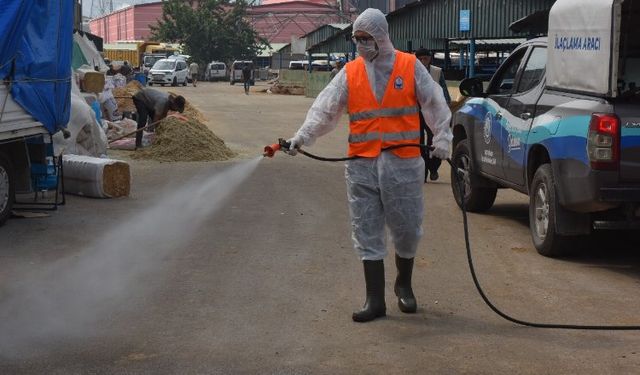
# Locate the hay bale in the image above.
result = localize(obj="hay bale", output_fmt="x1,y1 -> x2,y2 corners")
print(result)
112,80 -> 144,113
102,162 -> 131,197
63,155 -> 131,198
132,116 -> 236,162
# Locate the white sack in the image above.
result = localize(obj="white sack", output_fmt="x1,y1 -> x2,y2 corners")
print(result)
53,92 -> 107,157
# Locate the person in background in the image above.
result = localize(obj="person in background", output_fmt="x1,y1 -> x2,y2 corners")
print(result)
415,48 -> 451,182
285,9 -> 452,323
131,87 -> 185,149
189,60 -> 199,87
106,64 -> 118,76
330,58 -> 345,79
120,61 -> 133,81
242,64 -> 252,95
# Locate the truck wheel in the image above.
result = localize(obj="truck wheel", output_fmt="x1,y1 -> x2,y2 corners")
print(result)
451,139 -> 497,212
0,154 -> 15,226
529,164 -> 569,257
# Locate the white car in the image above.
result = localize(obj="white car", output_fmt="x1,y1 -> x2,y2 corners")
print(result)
205,61 -> 227,81
147,59 -> 188,87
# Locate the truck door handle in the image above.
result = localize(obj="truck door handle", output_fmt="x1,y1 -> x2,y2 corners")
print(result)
520,112 -> 532,120
495,112 -> 503,120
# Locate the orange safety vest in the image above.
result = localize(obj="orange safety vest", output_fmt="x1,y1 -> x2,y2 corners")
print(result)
345,51 -> 421,158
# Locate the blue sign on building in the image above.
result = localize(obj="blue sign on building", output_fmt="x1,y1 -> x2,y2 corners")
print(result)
460,9 -> 470,32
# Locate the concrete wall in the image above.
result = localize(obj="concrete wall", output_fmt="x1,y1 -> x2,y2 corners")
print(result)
305,71 -> 332,98
279,70 -> 332,98
279,69 -> 307,87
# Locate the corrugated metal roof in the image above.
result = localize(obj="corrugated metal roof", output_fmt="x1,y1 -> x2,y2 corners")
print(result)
304,23 -> 354,50
247,1 -> 351,43
309,0 -> 556,54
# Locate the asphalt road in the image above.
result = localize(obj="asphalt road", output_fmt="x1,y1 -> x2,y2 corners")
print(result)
1,81 -> 640,374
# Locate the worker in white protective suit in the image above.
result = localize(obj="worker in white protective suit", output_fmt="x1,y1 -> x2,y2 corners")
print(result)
285,8 -> 452,322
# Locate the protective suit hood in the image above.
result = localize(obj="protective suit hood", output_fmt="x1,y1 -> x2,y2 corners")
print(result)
352,8 -> 395,58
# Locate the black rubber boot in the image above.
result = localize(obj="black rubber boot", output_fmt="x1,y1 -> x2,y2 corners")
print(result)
352,260 -> 386,322
394,254 -> 417,313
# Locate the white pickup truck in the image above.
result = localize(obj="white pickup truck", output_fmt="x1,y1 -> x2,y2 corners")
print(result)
452,0 -> 640,256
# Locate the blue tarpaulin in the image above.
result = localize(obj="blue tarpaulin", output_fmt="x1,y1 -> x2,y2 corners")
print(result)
0,1 -> 73,134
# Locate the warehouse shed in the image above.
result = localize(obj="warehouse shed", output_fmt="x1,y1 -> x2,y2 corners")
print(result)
308,0 -> 556,77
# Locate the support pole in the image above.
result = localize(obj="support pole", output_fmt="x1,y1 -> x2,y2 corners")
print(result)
444,42 -> 450,70
469,38 -> 476,78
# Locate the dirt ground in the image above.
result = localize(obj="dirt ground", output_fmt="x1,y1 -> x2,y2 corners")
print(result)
1,81 -> 640,374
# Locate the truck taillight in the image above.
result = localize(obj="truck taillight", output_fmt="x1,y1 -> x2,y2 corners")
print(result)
588,113 -> 620,170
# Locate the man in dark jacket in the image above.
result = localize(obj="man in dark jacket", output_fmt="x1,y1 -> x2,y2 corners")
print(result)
242,64 -> 252,95
415,49 -> 451,182
131,88 -> 185,148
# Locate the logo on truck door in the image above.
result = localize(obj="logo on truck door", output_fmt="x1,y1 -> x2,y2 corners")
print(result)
483,112 -> 492,145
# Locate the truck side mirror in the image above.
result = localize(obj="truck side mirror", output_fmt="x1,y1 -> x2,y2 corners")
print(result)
459,77 -> 485,97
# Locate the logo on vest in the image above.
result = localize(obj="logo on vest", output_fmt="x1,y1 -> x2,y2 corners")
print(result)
394,76 -> 404,90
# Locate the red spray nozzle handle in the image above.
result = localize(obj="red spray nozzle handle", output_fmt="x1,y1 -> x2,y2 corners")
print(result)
263,138 -> 292,158
263,143 -> 281,157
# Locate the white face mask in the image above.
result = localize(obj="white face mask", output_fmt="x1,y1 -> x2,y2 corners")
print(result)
357,42 -> 379,61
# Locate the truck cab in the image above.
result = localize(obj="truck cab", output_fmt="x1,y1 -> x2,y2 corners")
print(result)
1,1 -> 72,227
0,85 -> 51,225
451,0 -> 640,256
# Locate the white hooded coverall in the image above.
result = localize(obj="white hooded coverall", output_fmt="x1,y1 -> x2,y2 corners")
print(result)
292,8 -> 453,261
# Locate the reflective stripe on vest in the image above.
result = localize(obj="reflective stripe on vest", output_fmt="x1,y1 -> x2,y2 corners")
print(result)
345,51 -> 421,158
349,105 -> 419,122
349,130 -> 422,144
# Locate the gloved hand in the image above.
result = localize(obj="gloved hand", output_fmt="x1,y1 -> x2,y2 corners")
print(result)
430,140 -> 450,160
285,135 -> 304,156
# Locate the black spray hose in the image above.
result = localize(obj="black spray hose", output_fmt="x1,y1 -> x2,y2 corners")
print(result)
293,142 -> 640,330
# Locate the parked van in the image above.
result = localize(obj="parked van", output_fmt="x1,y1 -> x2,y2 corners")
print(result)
311,60 -> 332,71
230,60 -> 254,85
289,60 -> 306,70
205,61 -> 227,81
147,58 -> 188,87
